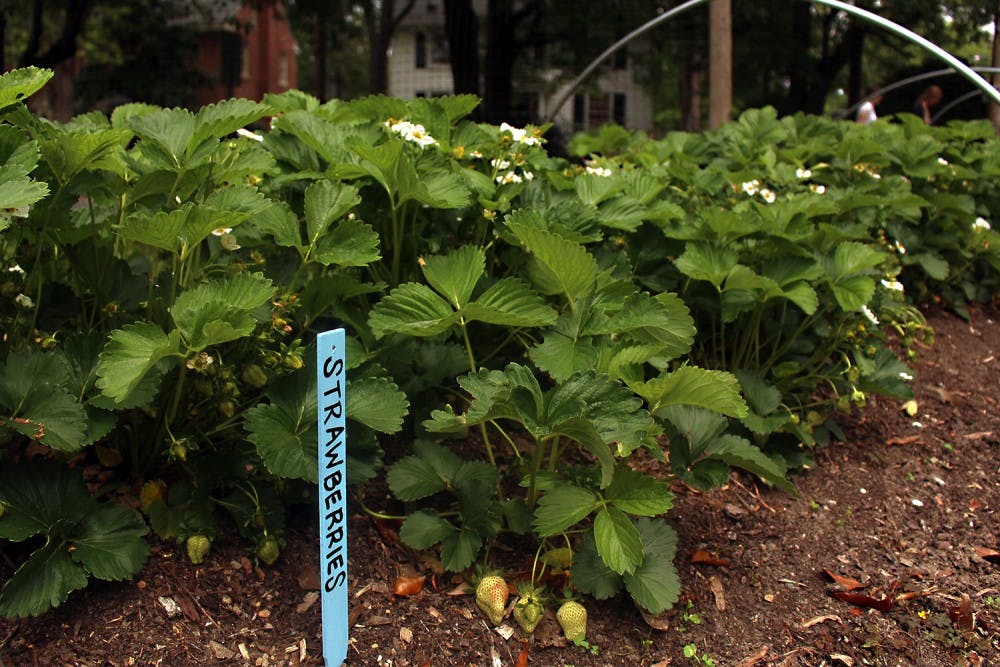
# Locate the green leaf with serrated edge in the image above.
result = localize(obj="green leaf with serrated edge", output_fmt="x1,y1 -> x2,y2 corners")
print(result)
120,204 -> 247,256
832,275 -> 876,312
399,510 -> 454,549
312,217 -> 381,267
460,364 -> 543,427
190,98 -> 269,153
70,505 -> 148,581
674,243 -> 738,289
831,241 -> 885,278
552,417 -> 617,488
0,353 -> 87,452
368,283 -> 457,338
345,376 -> 408,433
421,245 -> 484,308
461,278 -> 557,327
530,331 -> 598,382
575,173 -> 624,206
781,281 -> 819,314
605,466 -> 674,516
304,179 -> 362,240
252,199 -> 301,247
440,527 -> 482,572
453,461 -> 499,495
736,370 -> 783,416
658,405 -> 729,462
710,434 -> 794,493
0,67 -> 53,108
598,292 -> 694,360
419,170 -> 471,209
623,519 -> 681,614
0,179 -> 47,216
386,448 -> 456,502
856,348 -> 914,400
507,220 -> 597,299
39,128 -> 131,184
0,540 -> 88,617
128,107 -> 195,169
245,367 -> 317,482
570,530 -> 625,600
631,366 -> 748,419
171,273 -> 274,350
0,461 -> 93,542
245,403 -> 315,481
531,485 -> 597,537
96,323 -> 182,404
594,506 -> 644,575
911,252 -> 949,281
548,371 -> 652,455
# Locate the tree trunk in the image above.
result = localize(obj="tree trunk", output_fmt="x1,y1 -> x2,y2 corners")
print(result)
444,0 -> 479,97
314,9 -> 327,101
708,0 -> 731,128
481,0 -> 516,124
680,50 -> 704,132
991,3 -> 1000,134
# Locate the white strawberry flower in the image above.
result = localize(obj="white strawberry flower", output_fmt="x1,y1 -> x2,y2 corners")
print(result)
741,180 -> 760,196
973,217 -> 991,232
880,279 -> 904,292
760,188 -> 776,204
236,128 -> 264,142
861,304 -> 879,325
796,167 -> 812,179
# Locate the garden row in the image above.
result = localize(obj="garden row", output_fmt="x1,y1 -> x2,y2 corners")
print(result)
0,66 -> 997,625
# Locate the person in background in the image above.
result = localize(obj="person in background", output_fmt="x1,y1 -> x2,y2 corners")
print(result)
913,84 -> 943,124
856,88 -> 882,124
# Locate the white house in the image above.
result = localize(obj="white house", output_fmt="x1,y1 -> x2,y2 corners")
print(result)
387,0 -> 655,133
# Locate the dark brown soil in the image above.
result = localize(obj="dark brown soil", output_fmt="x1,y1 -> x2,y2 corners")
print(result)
1,303 -> 997,667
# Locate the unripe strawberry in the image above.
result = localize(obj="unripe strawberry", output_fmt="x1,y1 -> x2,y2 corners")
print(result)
512,584 -> 545,634
557,600 -> 587,642
186,535 -> 211,565
242,364 -> 268,388
257,537 -> 281,565
475,575 -> 509,625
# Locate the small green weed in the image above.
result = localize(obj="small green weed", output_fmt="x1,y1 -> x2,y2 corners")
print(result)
683,643 -> 716,666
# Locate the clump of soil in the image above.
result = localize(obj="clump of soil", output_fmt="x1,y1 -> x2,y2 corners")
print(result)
1,302 -> 997,666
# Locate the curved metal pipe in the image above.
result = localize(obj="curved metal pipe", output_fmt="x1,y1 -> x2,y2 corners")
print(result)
544,0 -> 1000,123
932,89 -> 985,124
543,0 -> 709,123
837,67 -> 1000,120
812,0 -> 1000,106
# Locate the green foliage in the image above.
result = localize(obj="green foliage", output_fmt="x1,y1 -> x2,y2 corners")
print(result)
2,69 -> 997,620
0,460 -> 148,617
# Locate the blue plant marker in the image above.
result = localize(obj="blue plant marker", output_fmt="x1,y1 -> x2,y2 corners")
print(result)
316,329 -> 348,666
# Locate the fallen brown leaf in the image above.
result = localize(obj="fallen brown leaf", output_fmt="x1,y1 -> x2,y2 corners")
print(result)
885,435 -> 921,446
708,575 -> 726,611
393,574 -> 426,597
974,546 -> 1000,564
946,593 -> 974,632
963,431 -> 993,440
829,590 -> 893,612
799,614 -> 842,628
637,606 -> 672,631
822,569 -> 865,591
515,640 -> 530,667
735,645 -> 769,667
691,549 -> 731,567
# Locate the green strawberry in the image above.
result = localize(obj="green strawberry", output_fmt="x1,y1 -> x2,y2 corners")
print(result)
186,534 -> 211,565
557,600 -> 587,642
512,583 -> 545,634
475,575 -> 509,625
257,537 -> 281,565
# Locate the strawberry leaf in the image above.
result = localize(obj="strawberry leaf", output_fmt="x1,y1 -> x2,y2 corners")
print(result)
594,507 -> 644,575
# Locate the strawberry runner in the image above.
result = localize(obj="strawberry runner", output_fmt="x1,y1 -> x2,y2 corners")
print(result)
317,329 -> 348,666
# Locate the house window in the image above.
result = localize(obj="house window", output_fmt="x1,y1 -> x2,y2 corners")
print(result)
613,93 -> 626,125
588,94 -> 611,128
431,33 -> 449,64
278,53 -> 290,87
415,32 -> 427,68
573,94 -> 586,131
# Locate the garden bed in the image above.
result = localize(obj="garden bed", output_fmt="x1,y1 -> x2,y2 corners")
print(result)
2,301 -> 996,666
